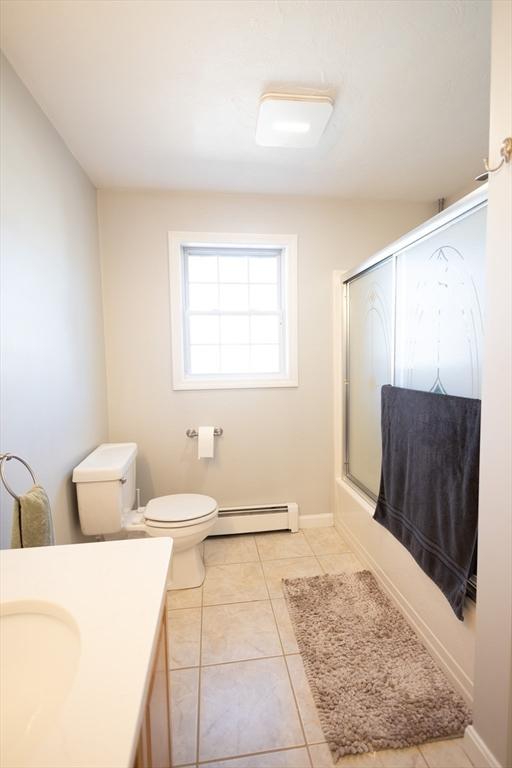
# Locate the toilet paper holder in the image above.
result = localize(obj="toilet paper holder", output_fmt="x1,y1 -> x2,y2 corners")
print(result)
186,427 -> 224,438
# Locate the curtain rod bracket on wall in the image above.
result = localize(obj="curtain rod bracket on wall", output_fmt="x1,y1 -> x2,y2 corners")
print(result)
475,136 -> 512,181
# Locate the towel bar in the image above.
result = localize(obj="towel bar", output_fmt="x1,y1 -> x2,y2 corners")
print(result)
0,453 -> 37,501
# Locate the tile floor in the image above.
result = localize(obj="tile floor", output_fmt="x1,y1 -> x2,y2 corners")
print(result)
166,528 -> 474,768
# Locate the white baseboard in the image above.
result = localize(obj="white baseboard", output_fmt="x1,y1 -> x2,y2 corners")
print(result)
464,726 -> 502,768
299,513 -> 333,529
335,517 -> 474,704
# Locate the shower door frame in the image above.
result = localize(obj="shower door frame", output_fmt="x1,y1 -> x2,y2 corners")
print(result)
343,255 -> 396,502
338,184 -> 488,504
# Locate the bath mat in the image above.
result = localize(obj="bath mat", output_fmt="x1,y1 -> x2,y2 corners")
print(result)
283,570 -> 471,760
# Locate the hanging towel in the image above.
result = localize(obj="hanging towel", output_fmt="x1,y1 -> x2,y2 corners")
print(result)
11,485 -> 55,548
374,385 -> 480,620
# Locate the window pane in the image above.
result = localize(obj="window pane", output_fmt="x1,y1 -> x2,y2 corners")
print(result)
220,345 -> 250,373
249,284 -> 278,311
189,345 -> 220,374
249,256 -> 278,283
188,283 -> 219,311
220,315 -> 250,344
250,315 -> 280,344
219,255 -> 248,283
219,284 -> 249,311
187,255 -> 217,283
189,315 -> 219,345
250,344 -> 280,373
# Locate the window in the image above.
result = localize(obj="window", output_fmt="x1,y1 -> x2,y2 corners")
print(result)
169,232 -> 298,390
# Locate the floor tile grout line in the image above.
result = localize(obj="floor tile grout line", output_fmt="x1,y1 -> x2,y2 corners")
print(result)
206,554 -> 321,566
204,540 -> 353,566
173,742 -> 314,768
258,533 -> 314,768
198,742 -> 314,766
194,580 -> 205,768
170,596 -> 289,614
172,595 -> 270,611
204,553 -> 354,564
171,651 -> 301,673
418,740 -> 476,768
202,551 -> 353,568
171,737 -> 473,768
172,587 -> 338,611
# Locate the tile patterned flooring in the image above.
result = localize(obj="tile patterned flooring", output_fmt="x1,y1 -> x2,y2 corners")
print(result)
166,528 -> 474,768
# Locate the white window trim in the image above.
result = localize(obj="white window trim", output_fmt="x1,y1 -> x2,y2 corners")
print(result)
168,231 -> 298,390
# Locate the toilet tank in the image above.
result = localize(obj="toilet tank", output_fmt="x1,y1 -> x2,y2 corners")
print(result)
72,443 -> 137,536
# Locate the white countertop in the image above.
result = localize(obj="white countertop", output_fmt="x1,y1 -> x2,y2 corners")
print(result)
0,537 -> 172,768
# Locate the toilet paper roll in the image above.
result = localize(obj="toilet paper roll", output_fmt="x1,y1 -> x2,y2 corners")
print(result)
198,426 -> 215,459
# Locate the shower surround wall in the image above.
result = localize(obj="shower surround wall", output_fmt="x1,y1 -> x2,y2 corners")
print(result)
98,190 -> 433,523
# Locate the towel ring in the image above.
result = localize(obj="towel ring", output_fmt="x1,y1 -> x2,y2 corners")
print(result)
0,453 -> 37,501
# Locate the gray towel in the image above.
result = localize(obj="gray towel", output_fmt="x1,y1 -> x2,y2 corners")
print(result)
11,484 -> 55,548
374,385 -> 480,620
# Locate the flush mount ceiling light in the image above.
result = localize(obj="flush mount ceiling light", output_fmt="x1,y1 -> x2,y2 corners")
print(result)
256,93 -> 334,148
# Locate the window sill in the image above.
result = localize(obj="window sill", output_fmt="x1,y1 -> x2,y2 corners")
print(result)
172,376 -> 298,391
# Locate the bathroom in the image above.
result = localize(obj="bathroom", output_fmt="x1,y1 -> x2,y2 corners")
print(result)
0,1 -> 510,768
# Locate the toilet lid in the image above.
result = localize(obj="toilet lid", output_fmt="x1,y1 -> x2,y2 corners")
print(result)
144,494 -> 218,523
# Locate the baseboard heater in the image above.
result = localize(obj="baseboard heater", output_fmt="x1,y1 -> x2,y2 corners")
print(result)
210,502 -> 299,536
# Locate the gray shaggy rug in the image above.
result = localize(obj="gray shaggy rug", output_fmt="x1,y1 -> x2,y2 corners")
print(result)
283,570 -> 471,759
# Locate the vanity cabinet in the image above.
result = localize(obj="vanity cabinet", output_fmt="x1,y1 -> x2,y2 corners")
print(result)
134,615 -> 171,768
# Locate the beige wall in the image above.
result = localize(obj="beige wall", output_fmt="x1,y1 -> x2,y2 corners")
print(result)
98,190 -> 433,519
0,55 -> 108,547
467,1 -> 512,765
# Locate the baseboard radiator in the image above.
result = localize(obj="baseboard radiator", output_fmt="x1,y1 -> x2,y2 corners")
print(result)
210,503 -> 299,536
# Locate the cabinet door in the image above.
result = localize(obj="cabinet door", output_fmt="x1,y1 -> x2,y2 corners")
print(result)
135,617 -> 171,768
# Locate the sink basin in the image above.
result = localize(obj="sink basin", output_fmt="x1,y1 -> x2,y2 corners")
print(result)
0,600 -> 81,768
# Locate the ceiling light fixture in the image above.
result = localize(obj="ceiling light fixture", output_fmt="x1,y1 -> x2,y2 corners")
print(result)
256,93 -> 334,148
272,120 -> 311,134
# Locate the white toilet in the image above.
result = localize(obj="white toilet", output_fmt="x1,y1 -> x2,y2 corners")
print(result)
72,442 -> 218,589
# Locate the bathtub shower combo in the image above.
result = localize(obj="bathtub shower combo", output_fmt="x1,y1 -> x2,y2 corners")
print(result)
339,185 -> 487,610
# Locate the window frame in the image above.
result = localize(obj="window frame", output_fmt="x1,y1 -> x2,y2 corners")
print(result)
168,231 -> 298,390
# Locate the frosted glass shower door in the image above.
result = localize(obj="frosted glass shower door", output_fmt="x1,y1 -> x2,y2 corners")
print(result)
347,258 -> 394,498
395,205 -> 486,398
343,194 -> 486,504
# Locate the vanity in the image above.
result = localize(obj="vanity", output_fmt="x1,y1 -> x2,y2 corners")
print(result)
0,537 -> 173,768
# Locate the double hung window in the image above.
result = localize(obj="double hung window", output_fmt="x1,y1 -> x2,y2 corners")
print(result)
169,232 -> 297,390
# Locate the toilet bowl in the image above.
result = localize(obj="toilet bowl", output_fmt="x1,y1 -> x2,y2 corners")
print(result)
142,494 -> 218,589
72,443 -> 218,590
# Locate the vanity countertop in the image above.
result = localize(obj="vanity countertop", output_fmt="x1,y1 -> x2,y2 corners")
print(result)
0,536 -> 172,768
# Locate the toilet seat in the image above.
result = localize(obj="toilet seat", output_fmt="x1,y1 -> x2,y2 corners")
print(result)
144,493 -> 218,529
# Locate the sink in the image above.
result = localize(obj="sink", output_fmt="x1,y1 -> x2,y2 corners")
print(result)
0,600 -> 81,768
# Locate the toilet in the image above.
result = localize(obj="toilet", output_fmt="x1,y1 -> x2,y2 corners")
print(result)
72,442 -> 218,590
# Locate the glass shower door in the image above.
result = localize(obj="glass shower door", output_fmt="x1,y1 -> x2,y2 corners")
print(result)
394,205 -> 486,398
346,258 -> 394,498
344,199 -> 486,503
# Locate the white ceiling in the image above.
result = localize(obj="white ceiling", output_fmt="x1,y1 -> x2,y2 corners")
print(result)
0,0 -> 491,201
